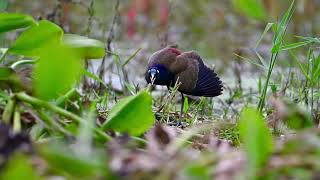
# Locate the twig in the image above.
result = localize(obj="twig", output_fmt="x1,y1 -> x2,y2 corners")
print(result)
97,0 -> 120,91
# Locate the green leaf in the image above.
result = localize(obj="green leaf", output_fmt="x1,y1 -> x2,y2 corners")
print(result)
257,1 -> 296,112
280,40 -> 312,51
238,107 -> 273,179
124,82 -> 137,95
39,144 -> 108,177
0,66 -> 14,79
288,50 -> 311,81
33,43 -> 83,100
296,36 -> 320,44
0,13 -> 36,34
101,90 -> 154,136
122,48 -> 141,67
1,154 -> 40,180
255,23 -> 274,48
184,164 -> 210,180
63,34 -> 105,59
82,68 -> 108,89
0,48 -> 8,62
9,20 -> 63,56
272,0 -> 296,53
232,0 -> 267,20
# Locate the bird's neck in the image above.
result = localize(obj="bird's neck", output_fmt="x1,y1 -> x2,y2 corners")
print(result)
153,65 -> 175,86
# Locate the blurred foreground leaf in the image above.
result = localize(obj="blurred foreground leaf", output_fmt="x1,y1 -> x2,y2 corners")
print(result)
9,20 -> 62,56
239,107 -> 273,179
269,97 -> 313,130
102,90 -> 154,136
63,34 -> 105,59
39,144 -> 108,178
33,43 -> 83,100
0,13 -> 36,34
1,154 -> 39,180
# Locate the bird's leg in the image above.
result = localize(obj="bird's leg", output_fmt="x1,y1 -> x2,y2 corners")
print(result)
180,92 -> 184,117
176,92 -> 184,126
166,85 -> 172,93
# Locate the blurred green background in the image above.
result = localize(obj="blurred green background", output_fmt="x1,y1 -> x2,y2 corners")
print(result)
6,0 -> 320,60
2,0 -> 320,93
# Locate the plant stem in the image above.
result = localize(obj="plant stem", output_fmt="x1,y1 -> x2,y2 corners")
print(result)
2,97 -> 16,124
258,53 -> 279,112
0,49 -> 9,63
15,92 -> 112,142
55,88 -> 77,106
37,110 -> 74,138
13,110 -> 21,133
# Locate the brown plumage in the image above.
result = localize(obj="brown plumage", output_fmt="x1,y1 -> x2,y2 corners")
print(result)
145,47 -> 223,97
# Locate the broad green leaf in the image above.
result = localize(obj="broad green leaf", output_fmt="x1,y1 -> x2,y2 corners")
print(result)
102,90 -> 154,136
238,107 -> 273,179
0,66 -> 14,79
63,34 -> 105,59
232,0 -> 267,20
9,20 -> 63,56
0,13 -> 36,34
33,42 -> 83,100
1,154 -> 40,180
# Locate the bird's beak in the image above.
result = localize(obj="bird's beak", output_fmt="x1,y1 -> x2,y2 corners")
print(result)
150,74 -> 156,85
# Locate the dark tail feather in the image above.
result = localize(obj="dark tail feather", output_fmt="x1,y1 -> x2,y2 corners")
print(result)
189,62 -> 223,97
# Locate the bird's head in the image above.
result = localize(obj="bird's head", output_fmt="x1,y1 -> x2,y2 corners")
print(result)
146,47 -> 181,86
147,67 -> 160,85
146,65 -> 174,86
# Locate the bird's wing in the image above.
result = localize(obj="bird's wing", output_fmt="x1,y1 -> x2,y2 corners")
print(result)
176,51 -> 223,97
173,51 -> 199,93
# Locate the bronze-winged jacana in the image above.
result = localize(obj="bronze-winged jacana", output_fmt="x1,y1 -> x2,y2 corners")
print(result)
145,47 -> 223,116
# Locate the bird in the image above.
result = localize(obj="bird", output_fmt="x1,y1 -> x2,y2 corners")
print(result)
145,46 -> 223,115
